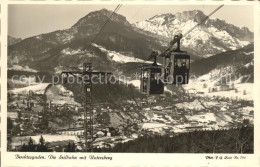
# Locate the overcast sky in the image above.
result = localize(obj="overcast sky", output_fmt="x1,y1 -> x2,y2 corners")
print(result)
8,4 -> 254,39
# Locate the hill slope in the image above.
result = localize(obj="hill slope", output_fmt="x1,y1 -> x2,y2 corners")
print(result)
190,43 -> 254,82
8,36 -> 22,46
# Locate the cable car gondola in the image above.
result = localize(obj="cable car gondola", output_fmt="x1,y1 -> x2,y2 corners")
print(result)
140,5 -> 224,95
140,51 -> 164,95
162,34 -> 190,84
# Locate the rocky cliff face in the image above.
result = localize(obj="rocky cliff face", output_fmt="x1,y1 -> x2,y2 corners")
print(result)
135,10 -> 253,57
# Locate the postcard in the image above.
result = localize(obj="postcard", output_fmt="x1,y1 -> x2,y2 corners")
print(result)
1,0 -> 260,166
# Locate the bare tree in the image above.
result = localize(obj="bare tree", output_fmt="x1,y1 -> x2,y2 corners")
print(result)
225,126 -> 253,153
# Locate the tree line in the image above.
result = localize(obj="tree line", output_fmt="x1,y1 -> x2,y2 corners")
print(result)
95,126 -> 253,153
19,135 -> 76,152
17,125 -> 253,153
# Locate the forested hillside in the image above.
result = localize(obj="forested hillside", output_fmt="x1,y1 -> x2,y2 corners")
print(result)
96,126 -> 253,153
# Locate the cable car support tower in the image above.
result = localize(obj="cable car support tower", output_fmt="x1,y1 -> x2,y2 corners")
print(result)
61,63 -> 112,152
60,4 -> 120,151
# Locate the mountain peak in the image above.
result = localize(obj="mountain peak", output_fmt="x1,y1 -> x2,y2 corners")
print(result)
135,9 -> 253,57
149,13 -> 175,20
72,8 -> 131,29
175,10 -> 207,23
88,8 -> 114,17
240,27 -> 251,33
145,10 -> 207,25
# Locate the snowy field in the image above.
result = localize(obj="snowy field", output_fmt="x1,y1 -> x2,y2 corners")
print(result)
9,65 -> 38,72
183,82 -> 253,101
183,71 -> 253,101
92,43 -> 151,64
186,113 -> 231,126
45,84 -> 81,106
175,99 -> 204,110
204,84 -> 253,101
126,77 -> 253,101
142,123 -> 168,129
30,134 -> 79,143
9,83 -> 50,95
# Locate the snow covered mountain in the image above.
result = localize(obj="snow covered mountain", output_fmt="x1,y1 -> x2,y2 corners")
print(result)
8,9 -> 165,72
134,10 -> 253,57
8,9 -> 253,75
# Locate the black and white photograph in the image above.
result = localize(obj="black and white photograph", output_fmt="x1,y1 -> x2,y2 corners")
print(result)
5,3 -> 256,155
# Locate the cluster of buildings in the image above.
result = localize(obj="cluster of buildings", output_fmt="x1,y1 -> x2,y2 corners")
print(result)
7,85 -> 254,151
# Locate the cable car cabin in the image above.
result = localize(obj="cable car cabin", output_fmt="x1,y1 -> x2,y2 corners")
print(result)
140,64 -> 164,95
162,51 -> 190,84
